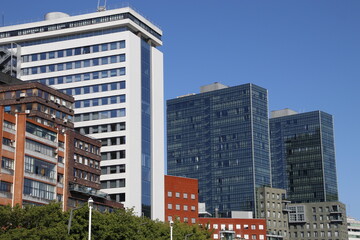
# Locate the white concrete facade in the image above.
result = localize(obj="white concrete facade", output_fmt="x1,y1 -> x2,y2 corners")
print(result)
0,7 -> 164,220
348,217 -> 360,240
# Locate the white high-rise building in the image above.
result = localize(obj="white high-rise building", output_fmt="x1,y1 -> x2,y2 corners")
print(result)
0,7 -> 164,220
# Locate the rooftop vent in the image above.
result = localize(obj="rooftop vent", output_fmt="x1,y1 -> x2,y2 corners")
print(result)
44,12 -> 70,21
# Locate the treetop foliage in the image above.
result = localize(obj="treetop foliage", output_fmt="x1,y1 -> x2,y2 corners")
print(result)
0,203 -> 211,240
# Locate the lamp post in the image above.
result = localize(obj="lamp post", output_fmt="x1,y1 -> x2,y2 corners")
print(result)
67,206 -> 82,234
170,220 -> 174,240
88,197 -> 94,240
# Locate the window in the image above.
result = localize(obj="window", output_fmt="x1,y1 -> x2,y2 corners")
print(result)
175,192 -> 180,198
236,224 -> 241,229
0,181 -> 12,193
251,225 -> 256,230
175,204 -> 180,210
2,157 -> 14,170
167,191 -> 172,197
167,204 -> 172,210
183,205 -> 188,211
25,155 -> 56,180
23,178 -> 55,200
259,225 -> 264,230
2,138 -> 13,147
191,194 -> 195,199
183,193 -> 188,199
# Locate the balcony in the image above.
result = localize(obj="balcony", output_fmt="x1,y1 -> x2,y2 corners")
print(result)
23,194 -> 53,205
24,171 -> 57,185
330,217 -> 343,223
330,208 -> 342,214
69,183 -> 107,199
1,167 -> 14,175
0,191 -> 12,199
2,145 -> 14,152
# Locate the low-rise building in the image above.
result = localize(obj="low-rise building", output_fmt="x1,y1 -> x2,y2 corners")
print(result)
164,175 -> 198,224
288,201 -> 348,240
198,217 -> 267,240
347,217 -> 360,240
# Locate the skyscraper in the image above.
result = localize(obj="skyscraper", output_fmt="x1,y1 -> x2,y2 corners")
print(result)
0,6 -> 164,219
269,109 -> 338,203
167,82 -> 271,216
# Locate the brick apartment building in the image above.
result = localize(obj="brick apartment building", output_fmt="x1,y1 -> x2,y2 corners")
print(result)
0,73 -> 122,210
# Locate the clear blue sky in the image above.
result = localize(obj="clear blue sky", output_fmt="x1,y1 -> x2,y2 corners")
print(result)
2,0 -> 360,219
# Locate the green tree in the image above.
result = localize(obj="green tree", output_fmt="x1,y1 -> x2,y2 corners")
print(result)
0,203 -> 211,240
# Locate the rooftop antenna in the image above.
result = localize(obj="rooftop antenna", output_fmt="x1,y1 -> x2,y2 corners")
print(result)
97,0 -> 107,12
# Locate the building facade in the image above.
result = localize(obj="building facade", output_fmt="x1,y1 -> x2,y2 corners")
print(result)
269,109 -> 338,203
287,201 -> 348,240
255,187 -> 290,240
164,175 -> 198,224
167,82 -> 271,216
198,217 -> 267,240
0,6 -> 164,219
0,79 -> 122,210
347,217 -> 360,240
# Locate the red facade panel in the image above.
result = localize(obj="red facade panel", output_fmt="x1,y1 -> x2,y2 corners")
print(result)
164,175 -> 198,224
198,218 -> 267,240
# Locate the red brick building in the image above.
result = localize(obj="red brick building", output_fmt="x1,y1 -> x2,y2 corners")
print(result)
198,218 -> 267,240
0,75 -> 122,211
164,175 -> 198,224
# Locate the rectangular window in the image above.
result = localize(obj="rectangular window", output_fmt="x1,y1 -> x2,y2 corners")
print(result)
23,178 -> 55,200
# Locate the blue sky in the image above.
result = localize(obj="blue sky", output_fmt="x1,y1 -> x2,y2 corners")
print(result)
2,0 -> 360,219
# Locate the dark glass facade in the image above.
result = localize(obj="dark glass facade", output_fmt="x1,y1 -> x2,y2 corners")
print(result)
167,84 -> 271,216
141,39 -> 152,218
270,111 -> 338,203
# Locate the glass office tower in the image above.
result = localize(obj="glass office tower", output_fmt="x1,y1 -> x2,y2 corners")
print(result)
270,109 -> 338,203
0,7 -> 164,220
167,83 -> 271,216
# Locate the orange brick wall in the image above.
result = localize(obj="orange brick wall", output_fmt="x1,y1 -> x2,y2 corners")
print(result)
164,175 -> 198,224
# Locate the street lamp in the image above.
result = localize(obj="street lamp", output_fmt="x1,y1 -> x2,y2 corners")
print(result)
170,220 -> 174,240
67,206 -> 82,234
88,197 -> 94,240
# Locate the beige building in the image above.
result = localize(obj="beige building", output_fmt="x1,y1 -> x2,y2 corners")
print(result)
256,186 -> 290,240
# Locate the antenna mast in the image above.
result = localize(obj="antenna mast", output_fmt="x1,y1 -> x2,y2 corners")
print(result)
97,0 -> 107,12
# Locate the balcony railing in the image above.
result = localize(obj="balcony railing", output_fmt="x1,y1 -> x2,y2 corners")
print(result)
69,183 -> 107,199
0,191 -> 12,199
23,194 -> 53,204
24,171 -> 57,185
